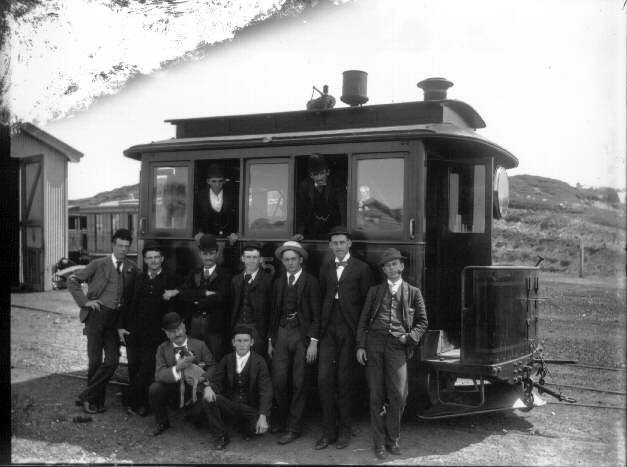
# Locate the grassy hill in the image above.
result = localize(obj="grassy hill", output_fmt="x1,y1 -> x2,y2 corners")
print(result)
70,175 -> 625,278
494,175 -> 625,278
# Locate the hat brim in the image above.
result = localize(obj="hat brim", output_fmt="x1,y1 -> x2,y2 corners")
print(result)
275,245 -> 308,261
378,255 -> 406,266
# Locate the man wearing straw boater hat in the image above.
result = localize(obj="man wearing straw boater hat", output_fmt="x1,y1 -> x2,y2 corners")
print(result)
267,240 -> 321,445
356,248 -> 428,460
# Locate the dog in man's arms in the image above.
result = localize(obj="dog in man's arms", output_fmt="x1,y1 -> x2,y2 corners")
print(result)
178,349 -> 206,408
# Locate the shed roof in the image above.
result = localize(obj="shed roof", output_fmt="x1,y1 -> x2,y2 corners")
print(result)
18,122 -> 83,162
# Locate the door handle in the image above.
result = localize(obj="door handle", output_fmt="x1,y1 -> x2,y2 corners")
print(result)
409,218 -> 415,239
139,217 -> 147,235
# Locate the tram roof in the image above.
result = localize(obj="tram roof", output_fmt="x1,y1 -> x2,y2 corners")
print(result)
124,100 -> 518,168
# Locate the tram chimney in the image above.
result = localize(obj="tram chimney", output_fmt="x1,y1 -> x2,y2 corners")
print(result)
417,77 -> 454,101
341,70 -> 368,106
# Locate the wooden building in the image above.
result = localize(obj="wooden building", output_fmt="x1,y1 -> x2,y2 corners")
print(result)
11,123 -> 83,291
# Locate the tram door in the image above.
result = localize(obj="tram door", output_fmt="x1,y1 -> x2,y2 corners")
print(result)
426,159 -> 492,346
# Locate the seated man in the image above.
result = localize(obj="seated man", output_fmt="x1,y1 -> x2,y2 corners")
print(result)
148,312 -> 215,436
196,163 -> 239,244
294,154 -> 346,240
203,325 -> 273,450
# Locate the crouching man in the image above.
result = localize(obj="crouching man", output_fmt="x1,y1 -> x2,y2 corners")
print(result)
149,312 -> 215,436
356,248 -> 428,460
202,325 -> 273,450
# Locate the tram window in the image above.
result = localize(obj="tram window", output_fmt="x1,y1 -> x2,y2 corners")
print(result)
246,161 -> 289,237
80,216 -> 87,230
448,165 -> 485,233
111,213 -> 121,232
152,166 -> 189,230
355,157 -> 404,236
95,213 -> 105,250
69,216 -> 77,230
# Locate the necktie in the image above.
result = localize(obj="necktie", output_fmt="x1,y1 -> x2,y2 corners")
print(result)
173,346 -> 187,356
204,268 -> 211,279
336,261 -> 348,268
116,260 -> 122,274
288,274 -> 295,287
244,273 -> 252,284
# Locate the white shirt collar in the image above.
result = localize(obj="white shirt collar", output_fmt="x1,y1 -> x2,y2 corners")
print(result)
243,269 -> 259,282
111,254 -> 122,270
209,189 -> 223,211
173,338 -> 188,349
335,252 -> 351,264
236,351 -> 251,373
286,268 -> 303,283
203,264 -> 216,276
148,268 -> 162,279
387,278 -> 403,294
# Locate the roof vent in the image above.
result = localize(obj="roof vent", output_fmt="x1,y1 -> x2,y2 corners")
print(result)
417,77 -> 453,101
341,70 -> 368,106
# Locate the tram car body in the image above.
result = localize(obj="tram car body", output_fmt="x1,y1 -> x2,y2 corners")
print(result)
124,77 -> 551,418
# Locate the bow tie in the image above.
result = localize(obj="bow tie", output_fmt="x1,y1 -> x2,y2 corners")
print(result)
173,346 -> 187,353
336,261 -> 348,268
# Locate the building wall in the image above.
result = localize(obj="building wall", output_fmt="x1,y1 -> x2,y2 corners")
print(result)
11,132 -> 69,291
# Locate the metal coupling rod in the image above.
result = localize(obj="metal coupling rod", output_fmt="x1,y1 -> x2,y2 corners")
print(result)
532,381 -> 577,403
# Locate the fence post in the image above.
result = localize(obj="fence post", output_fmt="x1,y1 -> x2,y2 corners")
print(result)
578,237 -> 584,278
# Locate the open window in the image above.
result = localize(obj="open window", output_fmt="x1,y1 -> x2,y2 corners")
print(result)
150,164 -> 192,234
448,164 -> 486,233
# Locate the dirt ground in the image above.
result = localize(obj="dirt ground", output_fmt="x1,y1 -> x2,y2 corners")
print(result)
10,273 -> 626,465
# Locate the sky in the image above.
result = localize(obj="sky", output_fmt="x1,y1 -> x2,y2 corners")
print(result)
8,0 -> 626,199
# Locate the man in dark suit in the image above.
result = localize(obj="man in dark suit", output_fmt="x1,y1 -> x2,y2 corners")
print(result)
118,242 -> 181,416
68,228 -> 137,414
203,325 -> 273,450
230,242 -> 273,357
356,248 -> 428,459
195,162 -> 239,244
316,226 -> 374,450
267,240 -> 321,445
149,312 -> 215,436
294,154 -> 346,240
179,234 -> 232,362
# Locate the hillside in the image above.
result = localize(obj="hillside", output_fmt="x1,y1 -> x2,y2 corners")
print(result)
70,175 -> 626,277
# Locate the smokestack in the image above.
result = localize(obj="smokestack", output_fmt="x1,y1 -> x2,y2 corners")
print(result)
417,77 -> 454,101
341,70 -> 368,106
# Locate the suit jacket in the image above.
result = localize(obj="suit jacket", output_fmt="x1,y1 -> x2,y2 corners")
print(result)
208,351 -> 273,416
319,255 -> 374,337
196,186 -> 237,237
179,266 -> 232,333
268,271 -> 321,343
295,176 -> 346,237
154,337 -> 215,385
67,255 -> 137,324
230,269 -> 273,337
120,267 -> 180,338
356,281 -> 428,350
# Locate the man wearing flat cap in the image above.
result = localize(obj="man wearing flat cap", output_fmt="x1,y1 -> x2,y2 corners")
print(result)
196,162 -> 239,244
267,240 -> 321,444
149,312 -> 215,436
230,242 -> 273,357
356,248 -> 428,460
315,226 -> 374,450
294,154 -> 347,240
180,234 -> 232,362
202,325 -> 273,450
118,242 -> 181,416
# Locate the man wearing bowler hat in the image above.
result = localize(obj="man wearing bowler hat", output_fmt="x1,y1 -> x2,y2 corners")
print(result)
149,311 -> 215,436
267,240 -> 321,444
230,242 -> 273,357
196,162 -> 239,244
356,248 -> 428,460
315,226 -> 374,450
180,234 -> 232,362
202,325 -> 273,450
294,154 -> 346,240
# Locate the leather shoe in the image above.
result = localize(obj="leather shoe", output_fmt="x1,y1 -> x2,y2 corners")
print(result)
374,446 -> 387,460
82,401 -> 97,414
215,434 -> 230,450
386,443 -> 401,455
335,432 -> 351,449
270,424 -> 286,434
152,422 -> 170,436
278,431 -> 299,445
314,436 -> 335,450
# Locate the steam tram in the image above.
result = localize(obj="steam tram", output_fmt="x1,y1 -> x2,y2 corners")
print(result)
123,76 -> 567,418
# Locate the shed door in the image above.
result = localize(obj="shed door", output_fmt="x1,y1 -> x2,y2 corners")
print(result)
20,157 -> 44,291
